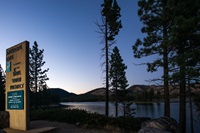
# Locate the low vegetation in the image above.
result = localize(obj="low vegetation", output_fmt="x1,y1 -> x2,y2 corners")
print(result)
193,93 -> 200,119
30,90 -> 60,109
30,108 -> 145,132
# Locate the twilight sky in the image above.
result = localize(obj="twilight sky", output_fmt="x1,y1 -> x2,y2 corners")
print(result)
0,0 -> 162,94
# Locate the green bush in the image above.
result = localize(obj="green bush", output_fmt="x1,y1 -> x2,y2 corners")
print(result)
31,109 -> 89,124
109,116 -> 142,131
83,113 -> 108,128
30,108 -> 142,131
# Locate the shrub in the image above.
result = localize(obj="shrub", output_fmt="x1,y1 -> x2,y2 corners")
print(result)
109,116 -> 142,131
30,108 -> 142,131
0,111 -> 9,129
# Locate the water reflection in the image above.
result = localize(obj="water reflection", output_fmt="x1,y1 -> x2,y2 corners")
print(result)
61,102 -> 200,133
63,102 -> 106,114
135,103 -> 157,118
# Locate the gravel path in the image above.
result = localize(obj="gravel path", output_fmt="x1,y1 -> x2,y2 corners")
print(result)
30,120 -> 111,133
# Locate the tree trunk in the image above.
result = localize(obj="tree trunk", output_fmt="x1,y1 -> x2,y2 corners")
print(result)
179,66 -> 186,133
35,58 -> 38,93
115,101 -> 118,117
162,0 -> 170,117
188,77 -> 194,133
105,19 -> 109,117
115,86 -> 118,117
163,47 -> 170,117
123,102 -> 125,117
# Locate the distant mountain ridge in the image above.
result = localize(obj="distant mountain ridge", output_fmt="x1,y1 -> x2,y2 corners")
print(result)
84,87 -> 106,96
48,88 -> 77,99
84,87 -> 113,96
49,84 -> 200,102
127,85 -> 161,93
128,84 -> 200,95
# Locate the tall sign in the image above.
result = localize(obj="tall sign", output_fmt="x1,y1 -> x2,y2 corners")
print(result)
5,41 -> 29,130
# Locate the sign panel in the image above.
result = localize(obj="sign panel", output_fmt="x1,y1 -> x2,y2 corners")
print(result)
7,90 -> 24,110
6,61 -> 11,72
5,41 -> 29,130
6,43 -> 25,91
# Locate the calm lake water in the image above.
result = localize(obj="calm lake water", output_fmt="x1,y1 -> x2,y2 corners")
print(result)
61,102 -> 200,133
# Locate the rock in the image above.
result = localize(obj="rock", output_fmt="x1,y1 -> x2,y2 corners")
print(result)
0,130 -> 6,133
136,117 -> 151,121
139,117 -> 179,133
138,127 -> 172,133
159,117 -> 178,132
0,111 -> 9,129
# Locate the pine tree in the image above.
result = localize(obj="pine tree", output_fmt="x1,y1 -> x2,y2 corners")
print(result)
29,41 -> 49,92
0,64 -> 5,111
96,0 -> 122,116
110,46 -> 128,117
169,0 -> 200,132
132,0 -> 175,117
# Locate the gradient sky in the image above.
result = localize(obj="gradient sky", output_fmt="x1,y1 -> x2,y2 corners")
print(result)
0,0 -> 162,94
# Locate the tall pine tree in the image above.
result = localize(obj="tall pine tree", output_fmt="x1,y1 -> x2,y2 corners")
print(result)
133,1 -> 199,131
132,0 -> 175,117
0,64 -> 5,111
110,46 -> 128,117
96,0 -> 122,116
169,0 -> 200,132
29,41 -> 49,92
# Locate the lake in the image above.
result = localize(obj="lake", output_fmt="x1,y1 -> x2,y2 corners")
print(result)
61,102 -> 200,133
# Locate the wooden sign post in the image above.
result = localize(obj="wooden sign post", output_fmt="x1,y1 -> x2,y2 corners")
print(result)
5,41 -> 30,130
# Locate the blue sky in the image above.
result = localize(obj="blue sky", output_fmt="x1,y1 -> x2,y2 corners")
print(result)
0,0 -> 162,94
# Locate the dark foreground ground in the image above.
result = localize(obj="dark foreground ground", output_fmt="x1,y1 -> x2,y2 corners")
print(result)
30,120 -> 110,133
5,120 -> 130,133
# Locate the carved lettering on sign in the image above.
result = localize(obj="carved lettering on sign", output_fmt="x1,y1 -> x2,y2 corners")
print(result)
12,77 -> 22,83
6,45 -> 22,55
6,55 -> 14,61
14,62 -> 21,66
10,84 -> 24,90
13,67 -> 21,76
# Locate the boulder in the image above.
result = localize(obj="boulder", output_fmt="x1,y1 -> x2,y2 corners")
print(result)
136,117 -> 151,121
138,127 -> 172,133
0,130 -> 6,133
139,117 -> 179,133
0,111 -> 9,129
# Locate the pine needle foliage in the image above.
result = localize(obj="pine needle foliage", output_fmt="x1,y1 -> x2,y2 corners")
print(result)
29,41 -> 49,92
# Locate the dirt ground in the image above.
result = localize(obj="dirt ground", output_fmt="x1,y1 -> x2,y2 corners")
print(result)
30,120 -> 111,133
